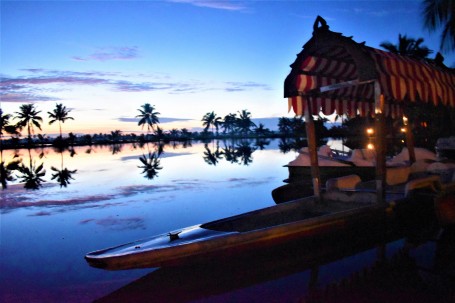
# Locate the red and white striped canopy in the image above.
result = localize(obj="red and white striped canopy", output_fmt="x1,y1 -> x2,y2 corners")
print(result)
284,20 -> 455,118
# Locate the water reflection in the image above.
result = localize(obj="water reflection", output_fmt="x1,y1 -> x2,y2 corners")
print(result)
16,149 -> 46,190
138,152 -> 162,180
50,148 -> 77,188
93,222 -> 453,303
203,139 -> 260,166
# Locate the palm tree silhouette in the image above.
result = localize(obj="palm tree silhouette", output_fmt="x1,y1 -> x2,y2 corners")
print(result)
15,104 -> 43,146
422,0 -> 455,52
50,149 -> 77,187
203,143 -> 223,166
137,103 -> 160,134
0,161 -> 18,190
17,149 -> 46,190
236,109 -> 256,135
235,141 -> 256,166
138,152 -> 162,180
222,113 -> 237,134
0,109 -> 11,142
380,34 -> 433,58
221,143 -> 239,164
202,111 -> 216,133
48,103 -> 74,139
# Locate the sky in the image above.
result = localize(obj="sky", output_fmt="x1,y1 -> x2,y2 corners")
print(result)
1,0 -> 454,136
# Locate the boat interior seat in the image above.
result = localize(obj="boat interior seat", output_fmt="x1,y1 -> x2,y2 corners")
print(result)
203,199 -> 329,232
325,170 -> 444,199
386,166 -> 411,186
326,174 -> 362,192
323,191 -> 377,204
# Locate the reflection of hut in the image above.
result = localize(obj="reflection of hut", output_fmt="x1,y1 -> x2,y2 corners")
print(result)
284,16 -> 455,201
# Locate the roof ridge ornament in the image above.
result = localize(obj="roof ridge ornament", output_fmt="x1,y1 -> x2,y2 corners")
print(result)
313,15 -> 329,32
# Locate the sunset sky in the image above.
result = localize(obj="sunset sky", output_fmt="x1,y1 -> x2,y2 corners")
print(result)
2,0 -> 454,136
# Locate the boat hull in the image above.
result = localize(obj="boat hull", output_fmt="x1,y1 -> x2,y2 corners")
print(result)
86,196 -> 401,270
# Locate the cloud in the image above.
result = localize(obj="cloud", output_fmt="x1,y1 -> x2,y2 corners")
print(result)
224,81 -> 272,92
168,0 -> 247,11
0,92 -> 58,103
73,46 -> 140,62
1,69 -> 272,103
80,216 -> 146,231
118,117 -> 194,123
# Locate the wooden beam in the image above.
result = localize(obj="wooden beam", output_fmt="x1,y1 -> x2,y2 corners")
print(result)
304,98 -> 321,200
403,116 -> 416,164
374,81 -> 386,203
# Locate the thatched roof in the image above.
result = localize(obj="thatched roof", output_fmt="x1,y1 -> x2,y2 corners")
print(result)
284,16 -> 455,118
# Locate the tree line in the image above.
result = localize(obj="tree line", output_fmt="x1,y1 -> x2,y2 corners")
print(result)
0,103 -> 333,150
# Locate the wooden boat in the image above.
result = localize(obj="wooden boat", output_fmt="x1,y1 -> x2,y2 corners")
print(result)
85,183 -> 439,270
93,215 -> 439,303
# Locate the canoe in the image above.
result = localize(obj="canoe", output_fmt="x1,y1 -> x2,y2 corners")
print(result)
86,192 -> 412,270
94,214 -> 438,303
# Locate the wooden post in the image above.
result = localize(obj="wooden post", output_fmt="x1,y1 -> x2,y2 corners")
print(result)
304,98 -> 321,200
374,81 -> 386,203
403,116 -> 416,164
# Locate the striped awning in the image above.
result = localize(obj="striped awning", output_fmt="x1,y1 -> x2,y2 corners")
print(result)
284,18 -> 455,118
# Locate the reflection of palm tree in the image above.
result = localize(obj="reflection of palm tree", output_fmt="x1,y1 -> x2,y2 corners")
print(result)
422,0 -> 455,52
51,150 -> 77,187
278,138 -> 295,153
254,138 -> 271,150
203,143 -> 223,166
222,144 -> 239,164
51,167 -> 77,187
235,141 -> 256,166
17,149 -> 46,190
48,103 -> 74,138
138,152 -> 162,180
1,161 -> 17,190
110,144 -> 123,155
15,104 -> 43,145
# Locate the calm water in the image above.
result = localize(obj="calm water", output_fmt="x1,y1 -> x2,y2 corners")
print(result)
1,139 -> 454,302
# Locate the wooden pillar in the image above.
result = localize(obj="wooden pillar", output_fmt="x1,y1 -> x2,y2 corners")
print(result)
304,98 -> 321,199
403,116 -> 416,164
374,81 -> 386,203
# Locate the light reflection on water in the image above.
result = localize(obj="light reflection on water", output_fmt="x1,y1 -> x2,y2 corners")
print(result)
1,139 -> 453,302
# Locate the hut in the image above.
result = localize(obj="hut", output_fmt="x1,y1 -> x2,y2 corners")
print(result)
284,16 -> 455,201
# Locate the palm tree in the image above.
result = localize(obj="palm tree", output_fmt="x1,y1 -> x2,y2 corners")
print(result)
222,113 -> 237,134
137,103 -> 160,133
202,111 -> 216,133
236,109 -> 256,135
380,34 -> 433,58
254,123 -> 271,137
15,104 -> 43,145
213,116 -> 222,136
0,109 -> 12,154
48,103 -> 74,138
0,109 -> 11,141
422,0 -> 455,52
